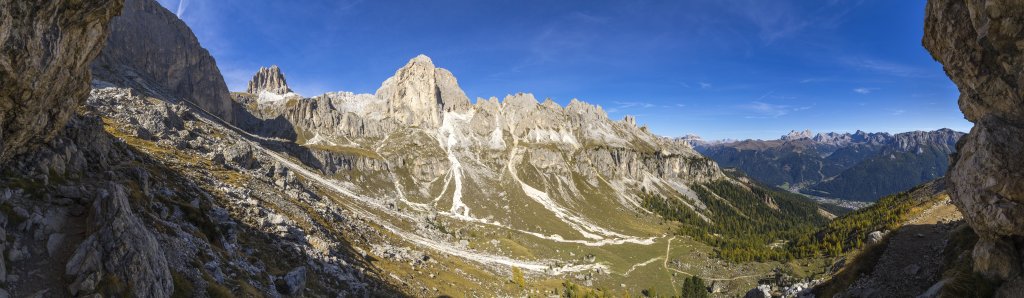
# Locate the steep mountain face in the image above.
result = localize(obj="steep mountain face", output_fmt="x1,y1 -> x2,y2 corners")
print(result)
0,0 -> 124,162
924,0 -> 1024,291
91,0 -> 235,122
691,129 -> 964,201
376,55 -> 472,128
247,65 -> 293,95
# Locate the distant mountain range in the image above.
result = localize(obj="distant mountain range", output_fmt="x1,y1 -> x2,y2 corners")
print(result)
685,129 -> 964,201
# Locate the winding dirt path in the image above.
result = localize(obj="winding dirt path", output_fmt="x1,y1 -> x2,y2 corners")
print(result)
843,196 -> 963,297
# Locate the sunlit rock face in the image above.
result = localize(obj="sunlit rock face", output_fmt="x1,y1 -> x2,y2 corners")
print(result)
0,0 -> 124,163
248,65 -> 293,95
923,0 -> 1024,283
375,55 -> 472,128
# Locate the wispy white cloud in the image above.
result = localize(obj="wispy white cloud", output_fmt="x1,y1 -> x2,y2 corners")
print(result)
612,100 -> 656,109
843,57 -> 932,77
739,100 -> 811,118
740,101 -> 790,118
800,77 -> 829,83
853,87 -> 877,94
729,1 -> 810,43
605,100 -> 686,115
567,11 -> 609,24
699,82 -> 712,89
175,0 -> 189,17
498,11 -> 610,75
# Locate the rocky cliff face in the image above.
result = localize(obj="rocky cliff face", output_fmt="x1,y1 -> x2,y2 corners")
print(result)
247,65 -> 292,95
0,0 -> 124,163
91,0 -> 234,122
923,0 -> 1024,286
376,55 -> 472,128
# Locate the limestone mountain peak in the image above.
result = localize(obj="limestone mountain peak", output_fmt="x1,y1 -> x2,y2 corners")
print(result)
375,54 -> 470,128
781,129 -> 813,140
247,65 -> 292,95
410,54 -> 434,65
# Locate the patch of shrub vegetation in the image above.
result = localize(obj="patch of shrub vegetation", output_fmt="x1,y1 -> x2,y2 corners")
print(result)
561,281 -> 611,298
511,266 -> 525,288
171,271 -> 196,298
680,276 -> 710,298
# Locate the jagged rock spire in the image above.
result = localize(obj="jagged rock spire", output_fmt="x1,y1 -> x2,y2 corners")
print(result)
624,115 -> 637,127
375,54 -> 471,128
247,65 -> 292,95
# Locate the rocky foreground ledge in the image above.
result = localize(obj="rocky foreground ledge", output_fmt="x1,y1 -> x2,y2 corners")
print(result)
924,0 -> 1024,294
0,0 -> 124,163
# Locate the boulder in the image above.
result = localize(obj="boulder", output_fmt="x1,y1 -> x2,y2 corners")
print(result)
866,231 -> 885,245
743,284 -> 771,298
276,266 -> 308,295
972,237 -> 1021,280
65,184 -> 172,297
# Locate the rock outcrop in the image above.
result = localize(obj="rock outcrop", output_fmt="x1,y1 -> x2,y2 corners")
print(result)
923,0 -> 1024,284
91,0 -> 234,122
0,0 -> 124,163
247,65 -> 292,95
65,184 -> 173,297
376,55 -> 471,128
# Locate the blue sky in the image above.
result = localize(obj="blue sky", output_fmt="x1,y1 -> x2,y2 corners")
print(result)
156,0 -> 971,140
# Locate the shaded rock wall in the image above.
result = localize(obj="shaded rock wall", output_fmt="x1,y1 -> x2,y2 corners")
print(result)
0,0 -> 124,163
923,0 -> 1024,282
91,0 -> 234,122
